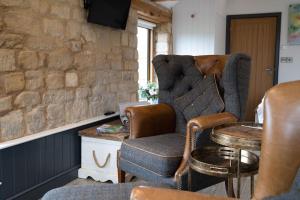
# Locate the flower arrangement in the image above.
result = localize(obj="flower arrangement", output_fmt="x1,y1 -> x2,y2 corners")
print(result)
139,82 -> 159,103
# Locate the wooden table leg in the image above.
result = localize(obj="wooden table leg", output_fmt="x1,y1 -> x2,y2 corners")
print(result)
237,149 -> 241,198
251,175 -> 254,198
188,167 -> 192,191
225,177 -> 235,198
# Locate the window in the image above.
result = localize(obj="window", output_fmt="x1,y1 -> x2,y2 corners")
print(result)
137,26 -> 151,87
137,20 -> 156,88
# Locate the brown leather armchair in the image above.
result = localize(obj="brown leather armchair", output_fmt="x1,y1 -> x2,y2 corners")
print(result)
130,80 -> 300,200
119,54 -> 251,190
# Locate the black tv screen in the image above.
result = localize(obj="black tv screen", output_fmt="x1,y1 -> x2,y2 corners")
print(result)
86,0 -> 132,30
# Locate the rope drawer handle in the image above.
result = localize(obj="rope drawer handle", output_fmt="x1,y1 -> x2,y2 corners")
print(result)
92,150 -> 111,168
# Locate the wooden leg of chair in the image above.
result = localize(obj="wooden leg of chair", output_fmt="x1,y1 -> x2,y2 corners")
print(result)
118,169 -> 125,183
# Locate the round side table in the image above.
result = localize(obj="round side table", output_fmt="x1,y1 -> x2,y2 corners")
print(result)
189,122 -> 262,198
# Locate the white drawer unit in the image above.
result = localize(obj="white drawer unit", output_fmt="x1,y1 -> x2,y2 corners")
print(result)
78,123 -> 128,183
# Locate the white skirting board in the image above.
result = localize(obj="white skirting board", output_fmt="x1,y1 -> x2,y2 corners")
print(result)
0,113 -> 119,150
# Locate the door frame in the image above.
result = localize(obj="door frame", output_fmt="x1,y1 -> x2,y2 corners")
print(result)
225,12 -> 282,85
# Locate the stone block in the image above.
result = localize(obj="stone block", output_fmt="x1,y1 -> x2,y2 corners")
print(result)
124,60 -> 138,70
0,0 -> 26,6
4,10 -> 40,36
18,51 -> 39,70
26,35 -> 63,51
46,71 -> 64,89
121,32 -> 129,46
97,29 -> 111,53
88,100 -> 103,118
25,106 -> 46,134
14,91 -> 41,108
134,50 -> 139,60
122,47 -> 135,60
65,72 -> 78,88
0,110 -> 24,141
1,72 -> 25,93
122,71 -> 134,81
38,52 -> 47,67
110,31 -> 121,47
43,18 -> 64,38
47,104 -> 65,128
74,50 -> 96,69
69,40 -> 82,52
0,49 -> 16,72
76,87 -> 91,99
110,59 -> 122,70
39,0 -> 49,14
157,33 -> 168,43
0,33 -> 24,49
65,89 -> 75,102
48,49 -> 73,70
95,53 -> 109,69
65,100 -> 88,123
0,20 -> 4,32
66,21 -> 81,39
102,93 -> 117,112
78,70 -> 96,86
91,84 -> 106,97
42,89 -> 65,104
81,24 -> 96,42
0,96 -> 12,113
129,34 -> 137,48
50,3 -> 70,19
25,70 -> 44,90
72,7 -> 85,22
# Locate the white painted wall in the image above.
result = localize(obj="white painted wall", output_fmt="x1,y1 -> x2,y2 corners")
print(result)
173,0 -> 227,55
226,0 -> 300,83
172,0 -> 300,83
173,0 -> 215,55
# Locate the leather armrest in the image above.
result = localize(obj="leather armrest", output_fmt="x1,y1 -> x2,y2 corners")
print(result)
187,112 -> 238,131
175,112 -> 237,179
125,103 -> 176,139
130,187 -> 232,200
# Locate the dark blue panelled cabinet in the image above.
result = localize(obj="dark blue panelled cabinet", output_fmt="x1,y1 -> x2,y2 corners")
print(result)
0,117 -> 117,200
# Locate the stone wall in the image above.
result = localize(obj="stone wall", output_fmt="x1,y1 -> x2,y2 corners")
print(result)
0,0 -> 138,142
154,22 -> 173,56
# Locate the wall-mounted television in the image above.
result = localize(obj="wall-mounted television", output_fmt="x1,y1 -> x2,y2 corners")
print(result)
84,0 -> 132,30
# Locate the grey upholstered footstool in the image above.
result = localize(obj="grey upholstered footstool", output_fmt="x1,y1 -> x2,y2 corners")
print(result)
42,181 -> 159,200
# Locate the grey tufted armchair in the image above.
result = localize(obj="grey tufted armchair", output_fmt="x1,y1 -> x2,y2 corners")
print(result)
118,54 -> 251,191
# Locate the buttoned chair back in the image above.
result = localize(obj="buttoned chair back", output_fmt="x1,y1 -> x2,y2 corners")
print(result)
153,54 -> 251,134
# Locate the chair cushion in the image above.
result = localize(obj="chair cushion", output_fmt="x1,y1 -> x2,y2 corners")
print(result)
120,133 -> 185,177
42,181 -> 159,200
174,75 -> 225,121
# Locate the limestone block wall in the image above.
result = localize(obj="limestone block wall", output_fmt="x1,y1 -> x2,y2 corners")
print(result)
0,0 -> 138,142
154,22 -> 173,56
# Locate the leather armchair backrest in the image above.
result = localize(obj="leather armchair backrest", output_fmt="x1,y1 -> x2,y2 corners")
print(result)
194,54 -> 251,120
194,55 -> 229,79
254,81 -> 300,199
